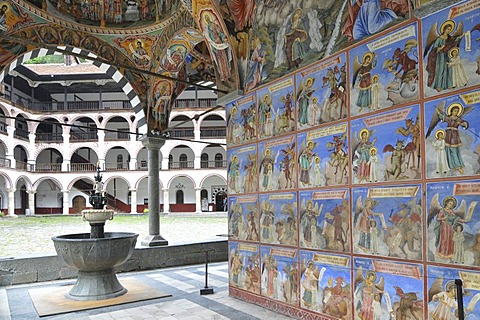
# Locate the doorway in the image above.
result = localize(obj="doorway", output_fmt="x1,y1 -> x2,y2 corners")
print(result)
72,196 -> 86,214
215,191 -> 227,211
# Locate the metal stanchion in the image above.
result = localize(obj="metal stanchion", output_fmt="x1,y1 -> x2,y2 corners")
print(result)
455,279 -> 465,320
200,250 -> 214,295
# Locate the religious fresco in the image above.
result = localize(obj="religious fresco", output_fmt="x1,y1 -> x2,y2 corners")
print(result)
353,257 -> 424,319
351,104 -> 421,184
260,245 -> 299,306
256,76 -> 295,140
350,22 -> 420,117
421,0 -> 480,98
426,180 -> 480,266
257,135 -> 296,192
299,250 -> 351,318
299,189 -> 350,253
297,123 -> 349,188
114,35 -> 155,70
228,194 -> 259,242
229,241 -> 261,294
352,184 -> 423,260
259,192 -> 297,247
226,93 -> 256,147
148,79 -> 172,133
427,265 -> 480,319
42,0 -> 181,28
424,89 -> 480,179
0,1 -> 34,34
227,144 -> 257,194
295,53 -> 348,129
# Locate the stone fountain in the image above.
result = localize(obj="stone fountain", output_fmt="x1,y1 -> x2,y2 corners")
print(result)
52,165 -> 138,301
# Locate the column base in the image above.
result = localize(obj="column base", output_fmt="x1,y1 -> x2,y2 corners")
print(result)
6,213 -> 17,217
141,234 -> 168,247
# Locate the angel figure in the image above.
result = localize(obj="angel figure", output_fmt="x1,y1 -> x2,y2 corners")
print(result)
230,249 -> 244,287
258,94 -> 273,138
353,128 -> 377,183
428,278 -> 457,319
246,205 -> 259,241
300,260 -> 321,308
428,194 -> 469,261
424,19 -> 466,92
353,52 -> 378,113
354,268 -> 385,320
300,199 -> 321,247
260,201 -> 275,243
297,77 -> 316,126
259,148 -> 275,191
425,102 -> 471,174
278,143 -> 296,189
354,197 -> 385,253
229,203 -> 245,239
228,155 -> 240,193
298,140 -> 318,187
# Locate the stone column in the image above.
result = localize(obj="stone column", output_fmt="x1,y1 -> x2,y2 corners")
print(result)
62,131 -> 70,171
141,136 -> 168,246
162,188 -> 170,213
7,188 -> 16,217
6,126 -> 15,168
130,189 -> 137,214
62,190 -> 70,215
27,190 -> 36,215
195,187 -> 202,214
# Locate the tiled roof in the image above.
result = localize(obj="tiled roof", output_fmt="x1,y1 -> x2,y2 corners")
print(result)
24,63 -> 103,75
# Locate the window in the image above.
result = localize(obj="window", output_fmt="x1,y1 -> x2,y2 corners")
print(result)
168,155 -> 173,169
215,153 -> 223,168
179,154 -> 188,168
176,190 -> 184,204
117,154 -> 123,169
201,153 -> 209,168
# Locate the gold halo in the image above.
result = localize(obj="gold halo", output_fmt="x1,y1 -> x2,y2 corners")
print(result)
359,128 -> 370,139
448,47 -> 459,58
372,74 -> 379,82
447,102 -> 463,116
314,156 -> 320,162
265,148 -> 271,156
435,129 -> 445,140
203,13 -> 213,24
440,20 -> 455,34
443,196 -> 457,208
306,77 -> 313,87
366,270 -> 377,281
369,147 -> 377,155
264,93 -> 271,101
362,52 -> 374,63
231,105 -> 238,114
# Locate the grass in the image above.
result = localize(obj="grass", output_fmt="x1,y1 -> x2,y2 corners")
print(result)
0,214 -> 228,258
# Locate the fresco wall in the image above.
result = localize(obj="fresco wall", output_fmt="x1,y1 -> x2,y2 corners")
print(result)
227,1 -> 480,319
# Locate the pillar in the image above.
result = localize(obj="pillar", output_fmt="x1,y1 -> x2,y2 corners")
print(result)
195,187 -> 202,214
62,190 -> 70,215
7,188 -> 16,217
27,190 -> 36,215
140,136 -> 168,246
130,189 -> 137,214
62,131 -> 70,171
163,188 -> 170,213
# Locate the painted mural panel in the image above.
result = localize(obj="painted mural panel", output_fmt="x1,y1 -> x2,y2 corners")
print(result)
354,257 -> 424,319
424,89 -> 480,178
227,144 -> 257,194
259,192 -> 297,247
257,135 -> 297,192
256,76 -> 296,140
299,250 -> 351,319
349,22 -> 420,117
351,105 -> 421,184
299,189 -> 350,253
421,0 -> 480,98
260,245 -> 298,306
226,94 -> 256,147
229,241 -> 261,295
297,123 -> 349,188
228,195 -> 259,242
427,265 -> 480,319
426,180 -> 480,266
295,53 -> 348,130
352,185 -> 423,260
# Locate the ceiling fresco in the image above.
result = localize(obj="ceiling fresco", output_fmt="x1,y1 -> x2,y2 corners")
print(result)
0,0 -> 437,134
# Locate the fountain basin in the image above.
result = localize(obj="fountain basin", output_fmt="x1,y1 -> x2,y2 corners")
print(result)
52,232 -> 138,301
82,209 -> 114,224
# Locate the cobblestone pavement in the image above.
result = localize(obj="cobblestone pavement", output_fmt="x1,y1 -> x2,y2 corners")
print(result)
0,212 -> 228,258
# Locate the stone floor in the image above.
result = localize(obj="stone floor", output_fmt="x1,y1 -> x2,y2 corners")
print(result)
0,262 -> 294,320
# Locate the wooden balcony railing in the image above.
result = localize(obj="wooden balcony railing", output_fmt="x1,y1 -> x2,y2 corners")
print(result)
28,100 -> 132,112
169,161 -> 194,169
70,132 -> 97,141
173,98 -> 216,109
0,157 -> 11,168
104,131 -> 130,141
104,162 -> 129,171
35,133 -> 63,143
69,163 -> 97,171
200,160 -> 227,168
200,127 -> 226,138
167,128 -> 195,138
33,163 -> 62,172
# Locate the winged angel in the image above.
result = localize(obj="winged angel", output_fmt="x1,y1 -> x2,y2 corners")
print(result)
298,139 -> 319,187
260,200 -> 275,243
428,276 -> 480,318
425,101 -> 472,175
354,267 -> 385,319
424,19 -> 466,92
427,193 -> 476,262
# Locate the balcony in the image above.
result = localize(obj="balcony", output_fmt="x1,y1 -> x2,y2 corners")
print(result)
0,121 -> 7,135
174,98 -> 216,109
14,128 -> 29,140
200,127 -> 226,138
168,161 -> 194,169
35,133 -> 63,143
69,163 -> 97,171
167,128 -> 194,138
0,157 -> 11,168
104,162 -> 130,171
33,163 -> 62,172
27,100 -> 132,112
70,131 -> 97,141
200,160 -> 227,169
105,131 -> 130,141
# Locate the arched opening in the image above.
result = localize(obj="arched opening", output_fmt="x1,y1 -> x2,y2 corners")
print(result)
72,195 -> 86,214
179,153 -> 188,168
176,190 -> 184,204
201,189 -> 208,211
215,153 -> 224,168
168,155 -> 173,169
201,153 -> 209,168
215,191 -> 227,212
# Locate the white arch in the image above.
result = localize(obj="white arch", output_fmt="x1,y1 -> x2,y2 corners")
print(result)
167,174 -> 196,189
33,177 -> 64,191
15,175 -> 33,190
67,176 -> 95,190
104,176 -> 131,189
200,173 -> 227,187
0,172 -> 13,189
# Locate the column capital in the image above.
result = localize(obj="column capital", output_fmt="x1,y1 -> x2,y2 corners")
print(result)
61,190 -> 69,194
129,188 -> 137,192
195,187 -> 202,191
140,136 -> 166,150
27,190 -> 37,195
6,188 -> 16,193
